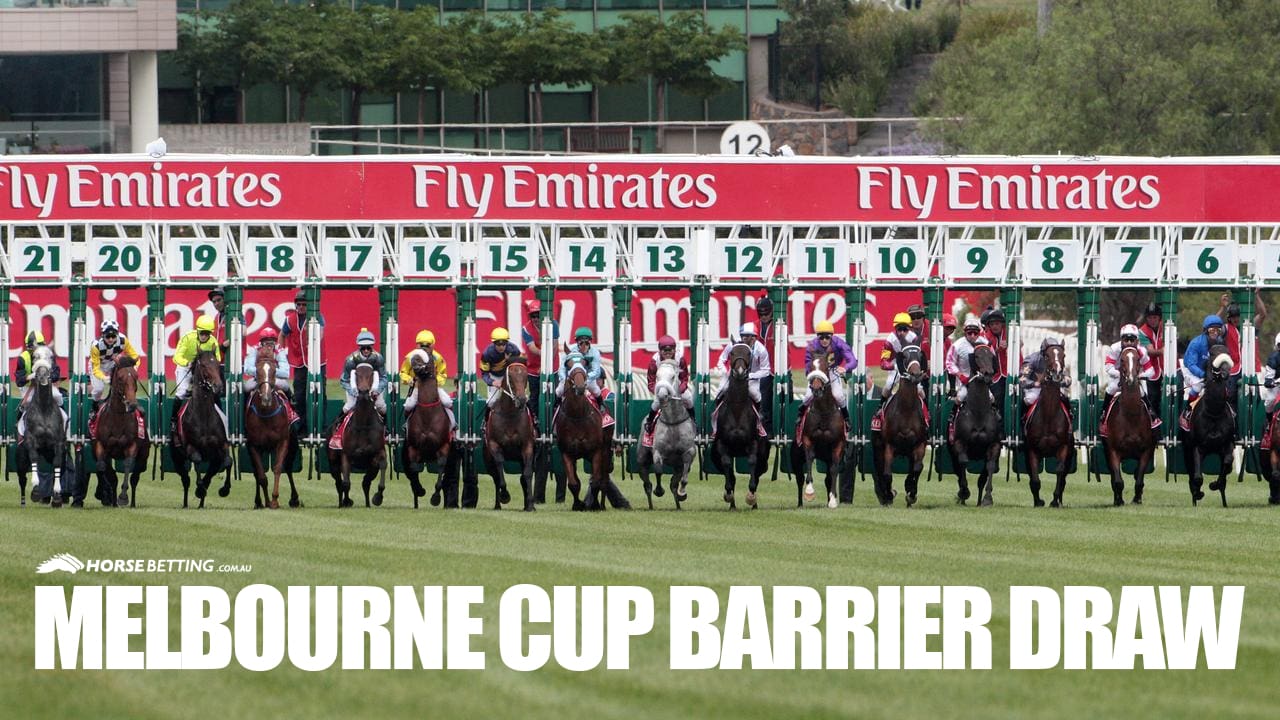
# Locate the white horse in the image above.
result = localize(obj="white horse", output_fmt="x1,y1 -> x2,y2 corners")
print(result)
637,361 -> 696,509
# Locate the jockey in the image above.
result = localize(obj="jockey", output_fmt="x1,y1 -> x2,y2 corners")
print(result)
1263,332 -> 1280,417
802,320 -> 856,415
172,315 -> 226,436
1103,324 -> 1157,416
556,327 -> 610,401
15,330 -> 67,440
339,329 -> 388,416
399,330 -> 454,427
241,327 -> 291,395
1018,337 -> 1069,413
481,327 -> 525,407
946,319 -> 990,404
1182,315 -> 1227,402
714,323 -> 771,404
878,313 -> 922,401
642,335 -> 693,437
1137,302 -> 1164,403
90,320 -> 139,408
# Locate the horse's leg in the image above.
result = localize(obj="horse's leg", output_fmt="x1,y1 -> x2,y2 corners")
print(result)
717,442 -> 737,510
118,455 -> 135,508
362,462 -> 375,508
284,435 -> 303,508
1187,440 -> 1204,505
217,446 -> 233,498
790,442 -> 806,508
746,440 -> 767,510
271,438 -> 289,509
1213,449 -> 1230,508
1106,442 -> 1126,507
50,439 -> 65,508
1270,447 -> 1280,505
1133,448 -> 1149,505
16,443 -> 29,506
984,441 -> 1002,507
826,440 -> 844,509
637,446 -> 655,510
341,454 -> 354,508
951,442 -> 971,505
1027,447 -> 1044,507
520,442 -> 536,512
92,443 -> 109,506
676,446 -> 694,509
403,445 -> 425,505
129,446 -> 145,509
874,439 -> 894,506
1050,444 -> 1070,508
248,447 -> 267,509
602,446 -> 631,511
565,456 -> 585,511
485,443 -> 507,511
905,442 -> 925,507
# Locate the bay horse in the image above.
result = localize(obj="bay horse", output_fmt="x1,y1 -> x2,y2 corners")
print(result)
18,346 -> 71,507
170,351 -> 231,509
949,344 -> 1002,507
1102,345 -> 1157,506
1183,345 -> 1235,507
790,354 -> 847,509
402,350 -> 462,510
555,360 -> 627,511
480,361 -> 536,511
326,363 -> 387,508
91,355 -> 149,508
872,345 -> 928,506
1266,403 -> 1280,505
1023,343 -> 1074,508
637,360 -> 696,510
244,352 -> 301,509
711,344 -> 770,510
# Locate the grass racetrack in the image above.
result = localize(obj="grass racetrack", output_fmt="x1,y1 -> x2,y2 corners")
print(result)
3,457 -> 1279,719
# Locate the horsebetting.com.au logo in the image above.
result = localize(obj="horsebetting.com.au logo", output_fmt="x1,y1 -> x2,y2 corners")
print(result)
35,554 -> 252,574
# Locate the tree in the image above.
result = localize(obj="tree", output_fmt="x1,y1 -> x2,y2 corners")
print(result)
172,11 -> 232,123
326,3 -> 399,142
606,12 -> 744,151
259,2 -> 339,122
501,9 -> 606,150
388,7 -> 465,143
218,0 -> 279,123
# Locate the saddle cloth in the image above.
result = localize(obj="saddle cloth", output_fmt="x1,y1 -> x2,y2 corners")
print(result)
247,391 -> 301,425
1098,398 -> 1161,438
552,395 -> 615,432
871,394 -> 929,433
1021,398 -> 1072,436
1179,397 -> 1234,434
711,401 -> 767,439
89,407 -> 146,441
795,405 -> 848,440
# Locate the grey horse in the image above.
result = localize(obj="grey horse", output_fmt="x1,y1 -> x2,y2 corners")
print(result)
637,361 -> 696,509
19,346 -> 71,507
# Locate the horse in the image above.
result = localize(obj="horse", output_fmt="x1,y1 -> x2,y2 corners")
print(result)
711,344 -> 770,510
1023,343 -> 1075,508
1102,345 -> 1157,506
555,360 -> 627,511
481,362 -> 537,511
1266,403 -> 1280,506
790,354 -> 847,509
170,351 -> 231,509
326,363 -> 387,508
871,345 -> 929,506
91,355 -> 149,508
402,350 -> 463,510
1183,345 -> 1236,507
244,352 -> 301,509
637,360 -> 696,509
949,344 -> 1002,507
17,346 -> 71,507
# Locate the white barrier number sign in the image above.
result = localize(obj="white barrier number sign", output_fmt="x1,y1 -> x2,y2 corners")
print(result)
1179,240 -> 1236,283
246,237 -> 304,282
89,237 -> 148,282
555,238 -> 614,279
1101,240 -> 1160,282
10,237 -> 69,282
869,240 -> 927,282
402,239 -> 460,281
480,238 -> 538,282
1257,242 -> 1280,283
716,240 -> 772,280
168,236 -> 226,281
1023,240 -> 1084,282
324,239 -> 382,281
945,240 -> 1005,282
634,237 -> 692,281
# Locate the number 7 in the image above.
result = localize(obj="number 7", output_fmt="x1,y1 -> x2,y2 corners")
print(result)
1119,246 -> 1141,273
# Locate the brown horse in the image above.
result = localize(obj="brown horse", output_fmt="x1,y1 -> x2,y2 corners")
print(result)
555,361 -> 626,511
950,344 -> 1003,507
171,351 -> 231,509
1267,405 -> 1280,506
1103,346 -> 1156,506
401,350 -> 459,510
326,363 -> 387,508
244,352 -> 301,509
482,361 -> 536,511
1024,344 -> 1074,508
1183,345 -> 1235,507
872,345 -> 928,506
791,354 -> 847,508
711,344 -> 770,510
92,356 -> 149,508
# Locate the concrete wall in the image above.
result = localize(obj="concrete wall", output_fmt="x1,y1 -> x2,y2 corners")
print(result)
751,97 -> 858,156
0,1 -> 176,52
161,123 -> 313,155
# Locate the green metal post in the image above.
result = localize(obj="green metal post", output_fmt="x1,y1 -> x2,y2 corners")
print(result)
536,281 -> 557,444
924,282 -> 946,449
845,284 -> 868,473
690,281 -> 712,438
612,283 -> 633,447
225,284 -> 244,443
1158,288 -> 1178,440
1000,287 -> 1024,444
767,283 -> 789,441
457,282 -> 479,448
1234,288 -> 1256,447
1077,286 -> 1101,464
146,285 -> 168,442
0,286 -> 10,456
68,281 -> 90,444
379,285 -> 401,442
304,282 -> 324,444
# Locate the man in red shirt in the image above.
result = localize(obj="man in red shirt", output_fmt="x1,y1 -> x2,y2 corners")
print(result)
941,312 -> 957,393
1137,303 -> 1164,403
520,299 -> 559,408
980,308 -> 1020,413
208,286 -> 229,366
756,295 -> 777,433
1217,291 -> 1268,401
280,290 -> 327,430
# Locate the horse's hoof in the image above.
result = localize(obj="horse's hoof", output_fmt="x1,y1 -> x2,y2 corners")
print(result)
1032,497 -> 1044,507
411,483 -> 427,498
1132,496 -> 1143,505
1208,481 -> 1224,492
523,503 -> 536,512
341,497 -> 354,508
827,493 -> 838,509
906,493 -> 917,507
572,499 -> 586,511
217,484 -> 231,498
372,491 -> 384,507
653,483 -> 665,497
1192,491 -> 1205,504
51,494 -> 63,508
71,499 -> 84,508
723,491 -> 734,505
290,496 -> 302,509
117,493 -> 129,508
19,498 -> 26,508
745,491 -> 757,508
195,485 -> 206,500
429,490 -> 442,507
803,482 -> 816,501
1050,499 -> 1062,508
1270,496 -> 1280,506
676,489 -> 688,503
498,486 -> 511,505
981,496 -> 994,508
957,488 -> 971,503
1113,497 -> 1125,507
270,499 -> 280,510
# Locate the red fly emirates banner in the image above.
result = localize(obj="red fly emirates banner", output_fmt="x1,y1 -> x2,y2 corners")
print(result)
3,156 -> 1280,222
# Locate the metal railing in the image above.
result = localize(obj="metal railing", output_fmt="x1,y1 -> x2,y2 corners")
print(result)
310,117 -> 954,157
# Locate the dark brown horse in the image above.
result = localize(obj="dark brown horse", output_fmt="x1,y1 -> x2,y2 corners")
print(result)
244,352 -> 301,509
1103,346 -> 1156,506
1266,404 -> 1280,506
1183,345 -> 1235,507
791,354 -> 847,508
482,361 -> 535,511
711,344 -> 770,510
555,361 -> 626,511
402,350 -> 461,510
950,344 -> 1003,507
92,356 -> 149,508
1024,343 -> 1074,508
171,351 -> 231,509
326,363 -> 387,508
872,345 -> 928,506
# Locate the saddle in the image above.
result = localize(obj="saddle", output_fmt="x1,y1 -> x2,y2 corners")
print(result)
795,405 -> 848,440
1021,398 -> 1073,435
1099,396 -> 1161,438
551,394 -> 615,431
246,390 -> 301,425
89,405 -> 146,441
326,409 -> 387,450
1179,396 -> 1234,433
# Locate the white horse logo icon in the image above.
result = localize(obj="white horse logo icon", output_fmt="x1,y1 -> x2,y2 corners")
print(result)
35,554 -> 84,575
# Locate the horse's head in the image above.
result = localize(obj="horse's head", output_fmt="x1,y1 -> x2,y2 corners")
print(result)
655,360 -> 679,401
408,348 -> 436,381
900,345 -> 926,383
194,350 -> 223,397
1119,345 -> 1144,387
1207,344 -> 1234,382
256,353 -> 277,406
505,362 -> 529,408
31,345 -> 54,386
112,356 -> 139,412
728,343 -> 752,380
1042,344 -> 1067,386
354,363 -> 375,398
566,359 -> 588,396
808,353 -> 830,394
972,343 -> 997,380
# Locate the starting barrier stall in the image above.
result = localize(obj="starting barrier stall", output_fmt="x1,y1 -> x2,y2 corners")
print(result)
3,156 -> 1280,504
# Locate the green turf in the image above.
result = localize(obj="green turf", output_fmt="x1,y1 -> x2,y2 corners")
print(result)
3,455 -> 1278,719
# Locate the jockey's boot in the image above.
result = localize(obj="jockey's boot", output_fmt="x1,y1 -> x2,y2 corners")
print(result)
840,406 -> 851,425
644,410 -> 657,436
169,398 -> 186,440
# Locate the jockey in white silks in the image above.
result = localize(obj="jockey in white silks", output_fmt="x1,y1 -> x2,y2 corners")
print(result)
946,320 -> 990,404
713,323 -> 771,404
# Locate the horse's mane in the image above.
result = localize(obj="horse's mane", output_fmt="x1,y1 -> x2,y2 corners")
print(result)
118,355 -> 136,369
